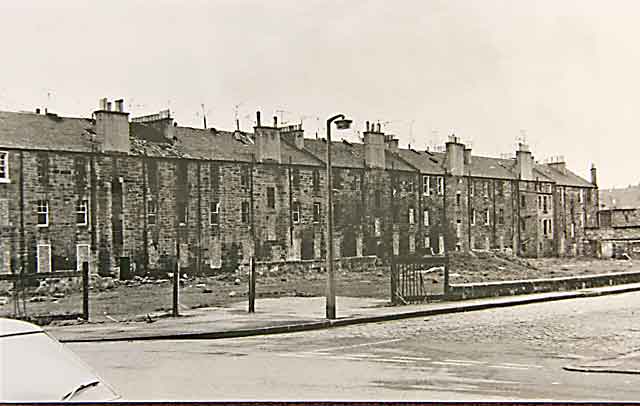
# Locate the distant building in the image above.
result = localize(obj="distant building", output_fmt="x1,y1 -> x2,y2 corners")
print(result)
0,99 -> 599,276
587,184 -> 640,258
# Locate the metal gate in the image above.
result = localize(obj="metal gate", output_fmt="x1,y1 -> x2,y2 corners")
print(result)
390,255 -> 448,304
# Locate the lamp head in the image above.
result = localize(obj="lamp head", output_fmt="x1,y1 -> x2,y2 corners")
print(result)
335,118 -> 352,130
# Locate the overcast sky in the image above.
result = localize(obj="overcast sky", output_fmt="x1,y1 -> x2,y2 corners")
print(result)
0,0 -> 637,188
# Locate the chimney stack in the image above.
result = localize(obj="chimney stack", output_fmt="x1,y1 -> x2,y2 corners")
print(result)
363,119 -> 386,169
515,142 -> 534,181
445,134 -> 465,176
94,97 -> 130,154
254,110 -> 281,163
590,163 -> 598,186
464,148 -> 472,166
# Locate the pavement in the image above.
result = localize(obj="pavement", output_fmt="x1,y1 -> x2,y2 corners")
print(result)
45,281 -> 640,347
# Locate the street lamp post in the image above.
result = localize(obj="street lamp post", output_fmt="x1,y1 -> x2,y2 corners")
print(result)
326,114 -> 352,319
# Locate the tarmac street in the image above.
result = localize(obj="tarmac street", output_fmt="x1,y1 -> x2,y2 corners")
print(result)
68,290 -> 640,401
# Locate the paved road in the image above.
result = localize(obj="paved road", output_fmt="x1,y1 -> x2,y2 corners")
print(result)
69,291 -> 640,401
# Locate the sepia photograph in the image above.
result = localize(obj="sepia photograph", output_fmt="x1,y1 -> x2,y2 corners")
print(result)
1,0 -> 639,402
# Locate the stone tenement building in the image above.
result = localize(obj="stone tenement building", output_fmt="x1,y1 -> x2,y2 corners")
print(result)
0,99 -> 599,275
586,184 -> 640,258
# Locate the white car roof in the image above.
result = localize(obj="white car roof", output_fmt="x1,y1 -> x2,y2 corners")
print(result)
0,318 -> 43,337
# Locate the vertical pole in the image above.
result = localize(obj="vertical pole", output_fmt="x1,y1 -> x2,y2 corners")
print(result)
326,119 -> 336,319
390,256 -> 397,305
82,261 -> 89,321
443,173 -> 450,296
173,259 -> 179,317
248,257 -> 256,313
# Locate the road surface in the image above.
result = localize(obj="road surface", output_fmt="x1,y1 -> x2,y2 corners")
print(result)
69,291 -> 640,401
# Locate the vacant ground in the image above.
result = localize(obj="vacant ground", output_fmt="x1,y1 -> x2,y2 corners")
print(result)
1,253 -> 637,324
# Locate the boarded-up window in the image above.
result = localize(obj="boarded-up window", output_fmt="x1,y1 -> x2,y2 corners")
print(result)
240,165 -> 249,188
292,168 -> 300,189
312,169 -> 320,191
176,161 -> 189,224
266,187 -> 276,209
74,157 -> 87,190
37,152 -> 49,185
0,199 -> 8,227
210,163 -> 220,192
37,244 -> 51,273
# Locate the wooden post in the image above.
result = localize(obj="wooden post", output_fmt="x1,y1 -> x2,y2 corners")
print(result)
172,260 -> 179,317
248,257 -> 256,313
82,261 -> 89,321
390,256 -> 397,305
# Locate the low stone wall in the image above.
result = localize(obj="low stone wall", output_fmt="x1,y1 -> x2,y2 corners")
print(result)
254,255 -> 379,275
448,270 -> 640,300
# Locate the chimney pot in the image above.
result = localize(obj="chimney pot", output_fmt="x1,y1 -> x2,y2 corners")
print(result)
366,121 -> 370,132
107,101 -> 112,111
256,111 -> 261,127
35,108 -> 40,114
99,98 -> 108,111
114,99 -> 124,113
273,116 -> 278,128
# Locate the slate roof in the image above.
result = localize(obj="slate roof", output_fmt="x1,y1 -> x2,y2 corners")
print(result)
600,185 -> 640,210
0,111 -> 95,152
534,163 -> 595,188
304,139 -> 365,169
0,110 -> 595,187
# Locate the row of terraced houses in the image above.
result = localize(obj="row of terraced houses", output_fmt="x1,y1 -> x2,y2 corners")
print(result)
0,98 -> 601,276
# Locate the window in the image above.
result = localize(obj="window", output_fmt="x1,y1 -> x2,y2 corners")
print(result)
210,201 -> 220,226
521,195 -> 526,208
538,196 -> 542,211
374,218 -> 381,236
570,223 -> 575,238
76,199 -> 88,226
471,208 -> 476,225
332,168 -> 343,190
333,201 -> 340,224
498,208 -> 504,225
241,201 -> 250,224
37,244 -> 51,273
312,169 -> 320,191
37,200 -> 49,227
483,181 -> 489,197
520,218 -> 526,231
423,176 -> 430,195
407,179 -> 414,193
436,176 -> 444,195
423,209 -> 430,226
292,201 -> 301,224
543,195 -> 549,214
456,192 -> 461,206
408,207 -> 415,224
456,219 -> 462,238
147,199 -> 157,225
210,163 -> 220,191
470,180 -> 475,196
424,236 -> 431,249
313,202 -> 321,223
375,189 -> 382,208
496,181 -> 504,196
0,151 -> 8,182
240,166 -> 249,188
266,187 -> 276,209
292,168 -> 300,189
485,208 -> 490,225
579,190 -> 584,204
